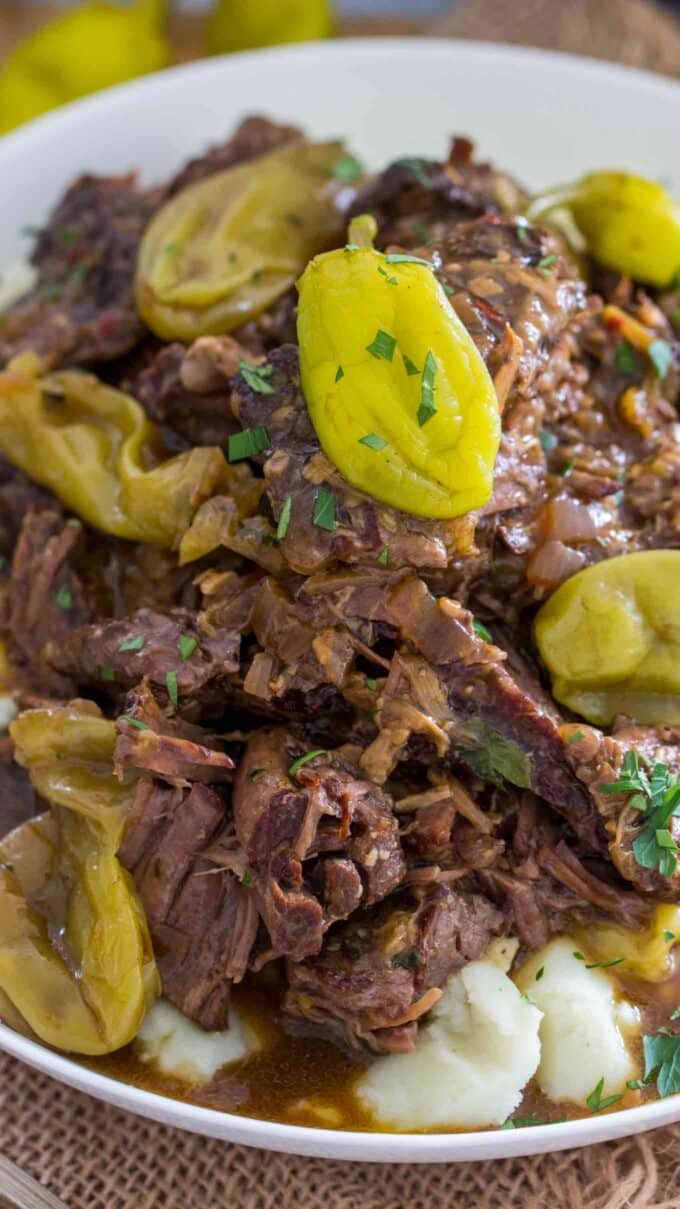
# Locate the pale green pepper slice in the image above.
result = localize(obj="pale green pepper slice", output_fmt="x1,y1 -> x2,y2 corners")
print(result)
527,171 -> 680,287
297,240 -> 501,519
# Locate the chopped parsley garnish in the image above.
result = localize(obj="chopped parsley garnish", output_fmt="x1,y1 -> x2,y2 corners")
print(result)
228,425 -> 270,462
568,730 -> 585,743
377,265 -> 398,285
276,495 -> 292,542
648,338 -> 673,381
385,253 -> 432,268
366,328 -> 397,361
332,154 -> 363,183
417,350 -> 437,427
463,726 -> 531,789
178,634 -> 198,661
626,1079 -> 649,1091
377,546 -> 389,567
247,768 -> 264,782
472,618 -> 493,643
664,930 -> 676,942
537,254 -> 557,271
365,677 -> 379,692
119,635 -> 145,652
99,665 -> 116,682
585,1077 -> 623,1112
392,951 -> 421,968
573,951 -> 585,961
55,584 -> 73,611
239,360 -> 275,395
535,966 -> 544,982
312,489 -> 336,532
58,228 -> 79,249
335,365 -> 344,382
359,432 -> 388,451
441,282 -> 454,296
402,353 -> 420,376
164,241 -> 177,255
539,429 -> 558,452
0,861 -> 14,873
394,157 -> 430,186
165,670 -> 179,709
615,340 -> 637,375
585,957 -> 625,970
558,460 -> 574,476
516,219 -> 530,244
642,1032 -> 680,1097
598,751 -> 680,877
121,717 -> 150,731
289,749 -> 328,778
241,869 -> 255,886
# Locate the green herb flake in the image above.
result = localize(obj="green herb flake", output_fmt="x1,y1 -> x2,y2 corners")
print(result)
573,951 -> 585,961
359,432 -> 388,451
119,635 -> 145,652
164,241 -> 178,255
568,730 -> 585,744
417,350 -> 438,427
598,752 -> 680,878
377,546 -> 389,567
463,727 -> 531,789
332,154 -> 363,183
615,340 -> 637,375
366,328 -> 397,361
664,930 -> 676,942
335,365 -> 344,382
377,265 -> 398,285
643,1032 -> 680,1097
535,966 -> 544,982
55,584 -> 73,611
539,429 -> 558,452
516,219 -> 530,244
442,282 -> 454,296
289,748 -> 328,778
241,869 -> 255,886
239,360 -> 275,395
178,634 -> 198,661
166,670 -> 179,709
648,339 -> 673,381
99,665 -> 116,682
392,951 -> 421,969
558,460 -> 574,477
385,252 -> 433,268
626,1079 -> 647,1091
58,228 -> 78,249
247,768 -> 264,783
585,957 -> 625,970
121,717 -> 150,731
586,1077 -> 623,1112
312,489 -> 336,532
402,353 -> 420,376
365,678 -> 379,692
472,618 -> 493,644
228,425 -> 270,463
276,495 -> 292,542
537,254 -> 557,271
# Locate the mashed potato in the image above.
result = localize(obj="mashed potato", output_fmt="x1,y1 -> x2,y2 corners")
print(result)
357,945 -> 542,1129
135,998 -> 259,1084
515,937 -> 640,1105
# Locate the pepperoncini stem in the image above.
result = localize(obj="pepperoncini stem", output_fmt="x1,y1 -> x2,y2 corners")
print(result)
297,243 -> 500,519
347,213 -> 378,248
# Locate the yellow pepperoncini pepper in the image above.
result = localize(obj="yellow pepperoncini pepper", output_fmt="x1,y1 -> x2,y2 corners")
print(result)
574,905 -> 680,983
527,171 -> 680,288
136,141 -> 348,342
296,220 -> 501,519
0,703 -> 159,1055
0,354 -> 226,547
534,550 -> 680,726
0,0 -> 171,136
206,0 -> 334,54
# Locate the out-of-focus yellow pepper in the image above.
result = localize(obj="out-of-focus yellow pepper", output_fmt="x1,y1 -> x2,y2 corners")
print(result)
527,171 -> 680,288
574,904 -> 680,983
296,223 -> 501,519
0,0 -> 171,136
535,550 -> 680,726
0,354 -> 226,547
136,141 -> 347,342
0,703 -> 159,1055
206,0 -> 333,54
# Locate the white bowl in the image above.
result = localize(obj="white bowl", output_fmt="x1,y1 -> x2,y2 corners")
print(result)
1,37 -> 679,1162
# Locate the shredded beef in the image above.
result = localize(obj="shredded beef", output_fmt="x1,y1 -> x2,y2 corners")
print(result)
165,115 -> 303,197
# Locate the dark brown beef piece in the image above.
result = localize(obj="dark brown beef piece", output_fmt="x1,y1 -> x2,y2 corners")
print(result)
50,607 -> 240,706
115,682 -> 234,785
127,339 -> 240,448
232,728 -> 405,961
0,174 -> 155,369
118,774 -> 257,1029
0,742 -> 39,840
283,881 -> 502,1055
0,456 -> 60,559
350,136 -> 526,249
2,511 -> 89,696
165,115 -> 302,197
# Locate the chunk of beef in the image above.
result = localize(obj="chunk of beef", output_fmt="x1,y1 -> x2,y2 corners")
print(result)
0,175 -> 155,369
118,774 -> 256,1029
283,881 -> 502,1055
0,744 -> 39,840
115,682 -> 234,785
50,607 -> 240,707
128,338 -> 242,447
0,456 -> 61,559
2,511 -> 89,696
165,115 -> 302,197
232,728 -> 405,960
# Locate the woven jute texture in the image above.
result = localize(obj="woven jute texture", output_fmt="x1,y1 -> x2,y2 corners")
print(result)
2,2 -> 680,1207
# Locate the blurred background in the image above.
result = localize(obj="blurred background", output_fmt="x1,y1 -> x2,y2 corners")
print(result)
0,0 -> 678,137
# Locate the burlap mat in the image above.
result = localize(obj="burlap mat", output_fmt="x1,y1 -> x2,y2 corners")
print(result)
2,2 -> 680,1206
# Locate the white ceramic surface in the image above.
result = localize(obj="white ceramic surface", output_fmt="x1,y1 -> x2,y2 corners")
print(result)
1,37 -> 679,1161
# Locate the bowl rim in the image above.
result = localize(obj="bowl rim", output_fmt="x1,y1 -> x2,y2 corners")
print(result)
1,35 -> 679,1160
